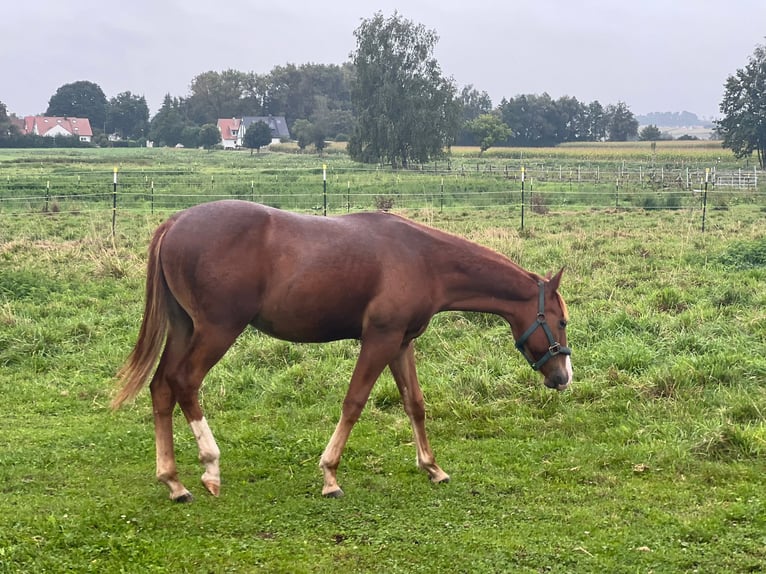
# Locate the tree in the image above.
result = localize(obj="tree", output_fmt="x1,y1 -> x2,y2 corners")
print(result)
348,11 -> 460,167
0,101 -> 18,139
605,101 -> 638,141
639,124 -> 663,141
459,85 -> 493,123
467,114 -> 511,154
584,100 -> 607,142
186,69 -> 250,125
718,41 -> 766,168
243,121 -> 272,154
199,123 -> 221,149
46,81 -> 108,130
180,125 -> 200,148
292,119 -> 313,151
266,63 -> 353,132
498,93 -> 559,146
456,85 -> 493,145
107,91 -> 149,139
555,96 -> 586,143
149,94 -> 188,146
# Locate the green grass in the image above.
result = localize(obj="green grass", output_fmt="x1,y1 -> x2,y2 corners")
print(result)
1,149 -> 766,572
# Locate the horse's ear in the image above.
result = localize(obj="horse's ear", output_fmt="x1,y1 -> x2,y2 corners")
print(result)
548,267 -> 565,291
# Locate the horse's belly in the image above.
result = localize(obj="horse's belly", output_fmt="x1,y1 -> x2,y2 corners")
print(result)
250,310 -> 362,343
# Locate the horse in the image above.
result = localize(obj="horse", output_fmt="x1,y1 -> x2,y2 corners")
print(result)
112,200 -> 572,501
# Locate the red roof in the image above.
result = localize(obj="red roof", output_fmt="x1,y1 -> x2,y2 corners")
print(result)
23,116 -> 93,137
217,118 -> 241,141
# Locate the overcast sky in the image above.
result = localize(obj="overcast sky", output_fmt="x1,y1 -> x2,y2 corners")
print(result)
2,0 -> 764,120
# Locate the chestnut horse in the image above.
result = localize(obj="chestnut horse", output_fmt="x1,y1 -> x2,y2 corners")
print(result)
113,200 -> 571,501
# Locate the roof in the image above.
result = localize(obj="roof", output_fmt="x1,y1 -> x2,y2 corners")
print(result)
217,118 -> 241,141
23,116 -> 93,137
240,116 -> 290,139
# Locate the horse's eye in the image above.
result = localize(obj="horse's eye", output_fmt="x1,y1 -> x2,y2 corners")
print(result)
559,320 -> 568,329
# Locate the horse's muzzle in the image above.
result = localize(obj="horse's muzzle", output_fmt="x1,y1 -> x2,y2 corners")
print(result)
544,356 -> 572,391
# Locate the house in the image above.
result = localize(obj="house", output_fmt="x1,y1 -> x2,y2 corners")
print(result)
217,116 -> 290,148
216,118 -> 241,149
22,116 -> 93,142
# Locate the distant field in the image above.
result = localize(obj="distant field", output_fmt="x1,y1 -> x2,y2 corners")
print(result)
1,146 -> 765,571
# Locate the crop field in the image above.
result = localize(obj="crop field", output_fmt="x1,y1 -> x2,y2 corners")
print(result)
1,147 -> 766,572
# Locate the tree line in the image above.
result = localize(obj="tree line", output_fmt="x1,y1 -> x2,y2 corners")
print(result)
1,12 -> 764,168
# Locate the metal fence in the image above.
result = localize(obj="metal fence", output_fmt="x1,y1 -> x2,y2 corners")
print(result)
1,165 -> 763,226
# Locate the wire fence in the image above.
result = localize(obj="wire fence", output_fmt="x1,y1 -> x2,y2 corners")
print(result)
1,164 -> 763,233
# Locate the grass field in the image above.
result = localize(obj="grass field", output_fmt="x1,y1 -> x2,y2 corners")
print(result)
1,147 -> 766,572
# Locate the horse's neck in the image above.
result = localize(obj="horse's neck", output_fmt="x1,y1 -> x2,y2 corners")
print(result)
435,244 -> 538,317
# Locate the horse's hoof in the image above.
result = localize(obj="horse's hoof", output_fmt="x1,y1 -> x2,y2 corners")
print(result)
323,488 -> 345,498
203,480 -> 220,497
172,491 -> 194,503
432,474 -> 451,485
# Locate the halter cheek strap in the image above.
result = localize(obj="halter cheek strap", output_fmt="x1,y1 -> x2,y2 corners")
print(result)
515,281 -> 571,371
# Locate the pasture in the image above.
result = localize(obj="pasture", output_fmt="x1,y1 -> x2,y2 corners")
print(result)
1,147 -> 766,572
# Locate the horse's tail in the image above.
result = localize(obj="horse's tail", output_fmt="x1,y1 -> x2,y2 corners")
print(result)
112,219 -> 174,409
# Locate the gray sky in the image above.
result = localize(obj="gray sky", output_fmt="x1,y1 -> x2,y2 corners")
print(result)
2,0 -> 764,120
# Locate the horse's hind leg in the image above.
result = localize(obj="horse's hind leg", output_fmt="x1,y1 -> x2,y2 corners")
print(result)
150,327 -> 194,502
388,342 -> 450,484
152,315 -> 242,501
170,323 -> 244,498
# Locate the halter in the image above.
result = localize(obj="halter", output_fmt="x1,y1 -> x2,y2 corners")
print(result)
514,281 -> 571,371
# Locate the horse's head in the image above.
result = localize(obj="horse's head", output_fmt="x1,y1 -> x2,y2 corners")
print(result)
512,268 -> 572,391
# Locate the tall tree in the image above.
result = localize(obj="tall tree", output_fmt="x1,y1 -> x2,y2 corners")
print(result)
605,101 -> 638,141
348,11 -> 460,167
718,41 -> 766,168
107,91 -> 149,139
0,101 -> 18,138
292,119 -> 314,151
186,70 -> 249,125
149,94 -> 188,146
584,100 -> 607,142
266,63 -> 353,133
46,80 -> 108,130
555,96 -> 585,143
459,85 -> 493,123
456,85 -> 493,146
498,93 -> 559,146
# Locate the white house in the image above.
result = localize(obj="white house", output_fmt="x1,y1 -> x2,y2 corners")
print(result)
216,118 -> 241,149
23,116 -> 93,142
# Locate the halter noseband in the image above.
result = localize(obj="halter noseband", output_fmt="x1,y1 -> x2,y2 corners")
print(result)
514,281 -> 571,371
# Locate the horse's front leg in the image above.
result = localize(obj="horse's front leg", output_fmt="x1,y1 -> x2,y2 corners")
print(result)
320,334 -> 398,497
188,416 -> 221,496
389,342 -> 450,484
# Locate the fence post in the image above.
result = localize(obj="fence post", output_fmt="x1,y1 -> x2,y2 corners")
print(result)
701,168 -> 709,232
112,167 -> 118,237
520,166 -> 526,231
45,180 -> 50,212
322,163 -> 327,216
440,177 -> 444,213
